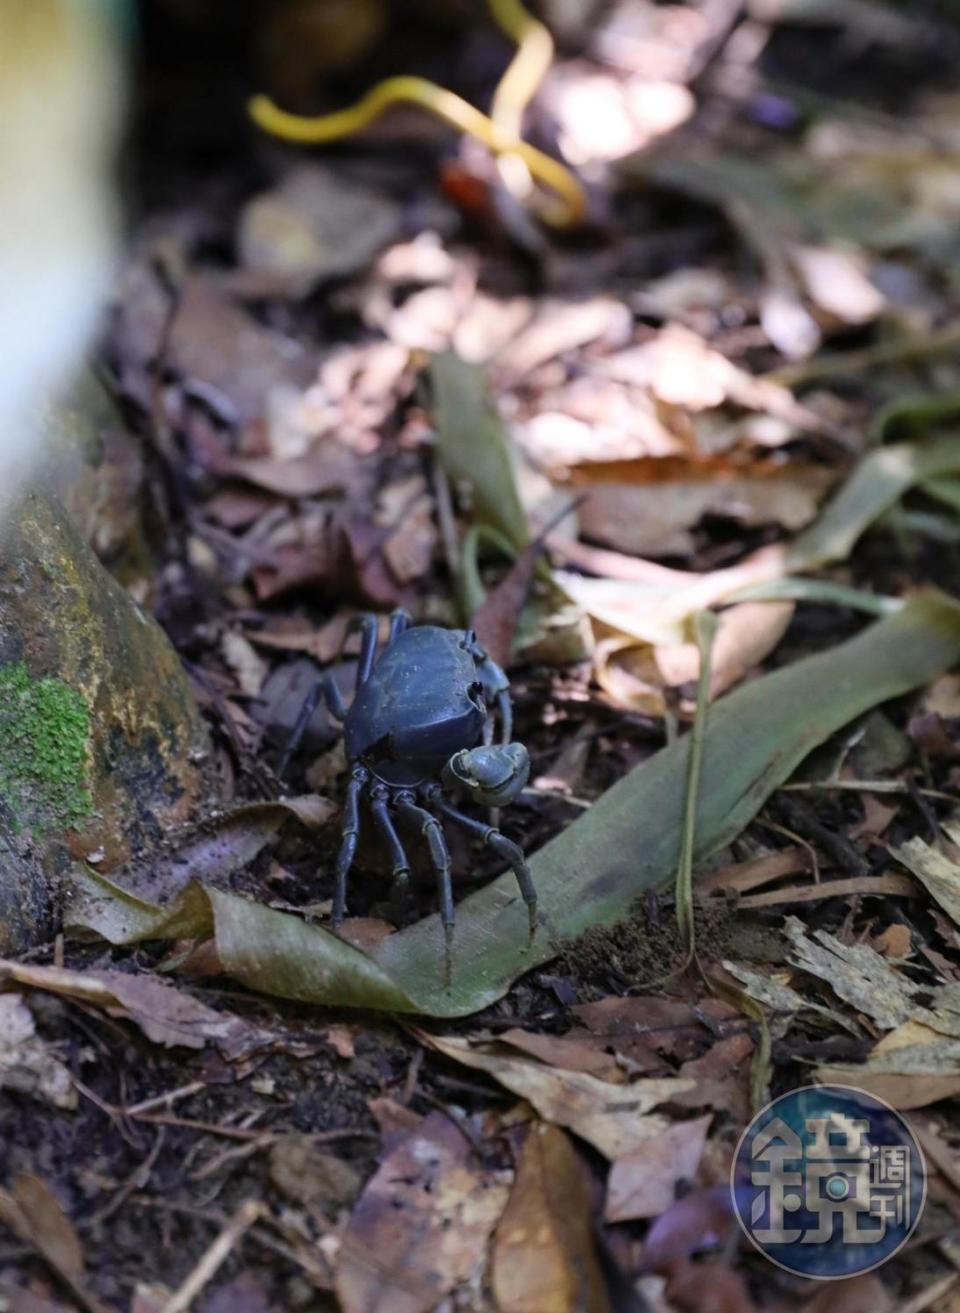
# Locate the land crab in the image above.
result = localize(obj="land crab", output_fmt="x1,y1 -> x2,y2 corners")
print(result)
281,610 -> 537,977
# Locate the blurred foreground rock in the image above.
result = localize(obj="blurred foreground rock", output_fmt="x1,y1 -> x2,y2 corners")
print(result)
0,492 -> 212,953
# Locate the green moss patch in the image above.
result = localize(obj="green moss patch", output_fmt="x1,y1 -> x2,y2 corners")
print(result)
0,662 -> 92,832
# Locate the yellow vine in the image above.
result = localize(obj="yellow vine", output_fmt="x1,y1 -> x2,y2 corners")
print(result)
248,0 -> 586,228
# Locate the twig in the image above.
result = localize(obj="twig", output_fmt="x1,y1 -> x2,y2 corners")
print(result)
157,1199 -> 264,1313
766,319 -> 960,389
81,1130 -> 166,1230
752,817 -> 821,884
784,779 -> 960,803
126,1081 -> 207,1117
675,610 -> 718,963
736,872 -> 916,909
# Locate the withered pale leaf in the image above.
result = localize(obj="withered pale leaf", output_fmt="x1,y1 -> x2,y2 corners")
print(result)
784,917 -> 918,1030
605,1115 -> 712,1222
418,1033 -> 689,1159
892,837 -> 960,931
0,994 -> 75,1110
335,1111 -> 509,1313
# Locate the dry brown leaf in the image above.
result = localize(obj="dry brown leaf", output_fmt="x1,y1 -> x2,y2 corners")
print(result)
0,1175 -> 106,1313
605,1115 -> 711,1222
335,1111 -> 509,1313
223,446 -> 363,498
4,1177 -> 83,1282
492,1123 -> 611,1313
596,325 -> 832,431
167,276 -> 315,424
923,674 -> 960,719
573,995 -> 732,1067
495,1028 -> 626,1083
496,298 -> 632,377
738,873 -> 916,909
675,1034 -> 754,1118
700,847 -> 811,894
575,463 -> 832,558
816,1068 -> 960,1111
418,1032 -> 693,1159
802,1272 -> 895,1313
872,923 -> 913,958
849,794 -> 899,840
0,961 -> 274,1058
654,601 -> 795,700
0,994 -> 75,1110
593,638 -> 666,716
817,1014 -> 960,1109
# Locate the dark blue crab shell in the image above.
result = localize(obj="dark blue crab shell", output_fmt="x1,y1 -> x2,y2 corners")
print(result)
343,626 -> 486,786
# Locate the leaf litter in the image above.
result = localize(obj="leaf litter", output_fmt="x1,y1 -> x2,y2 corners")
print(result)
12,3 -> 960,1309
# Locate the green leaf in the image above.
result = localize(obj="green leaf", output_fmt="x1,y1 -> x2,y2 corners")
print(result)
430,351 -> 529,554
68,593 -> 960,1018
786,434 -> 960,571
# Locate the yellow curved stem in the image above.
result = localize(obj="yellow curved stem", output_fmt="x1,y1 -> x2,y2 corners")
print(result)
247,1 -> 586,228
488,0 -> 554,140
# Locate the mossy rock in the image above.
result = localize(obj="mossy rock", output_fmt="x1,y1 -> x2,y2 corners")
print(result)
0,492 -> 212,953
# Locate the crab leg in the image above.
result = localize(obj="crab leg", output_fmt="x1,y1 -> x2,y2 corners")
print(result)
331,765 -> 369,928
388,608 -> 411,642
278,673 -> 347,779
369,785 -> 412,915
395,793 -> 456,984
354,613 -> 380,689
430,797 -> 537,939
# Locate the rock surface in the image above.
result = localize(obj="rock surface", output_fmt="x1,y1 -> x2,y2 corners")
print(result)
0,492 -> 212,953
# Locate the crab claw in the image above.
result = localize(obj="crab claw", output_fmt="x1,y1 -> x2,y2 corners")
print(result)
442,742 -> 530,807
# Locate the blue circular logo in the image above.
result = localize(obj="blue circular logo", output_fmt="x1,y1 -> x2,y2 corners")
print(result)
731,1084 -> 925,1279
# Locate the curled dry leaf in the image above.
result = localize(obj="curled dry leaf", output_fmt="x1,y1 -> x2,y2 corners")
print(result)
495,298 -> 632,379
574,461 -> 834,558
335,1111 -> 509,1313
0,961 -> 275,1058
72,795 -> 335,910
563,435 -> 960,646
416,1032 -> 692,1160
654,601 -> 795,702
493,1123 -> 611,1313
595,325 -> 832,428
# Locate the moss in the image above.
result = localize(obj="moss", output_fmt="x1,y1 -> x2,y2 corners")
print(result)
0,661 -> 92,833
